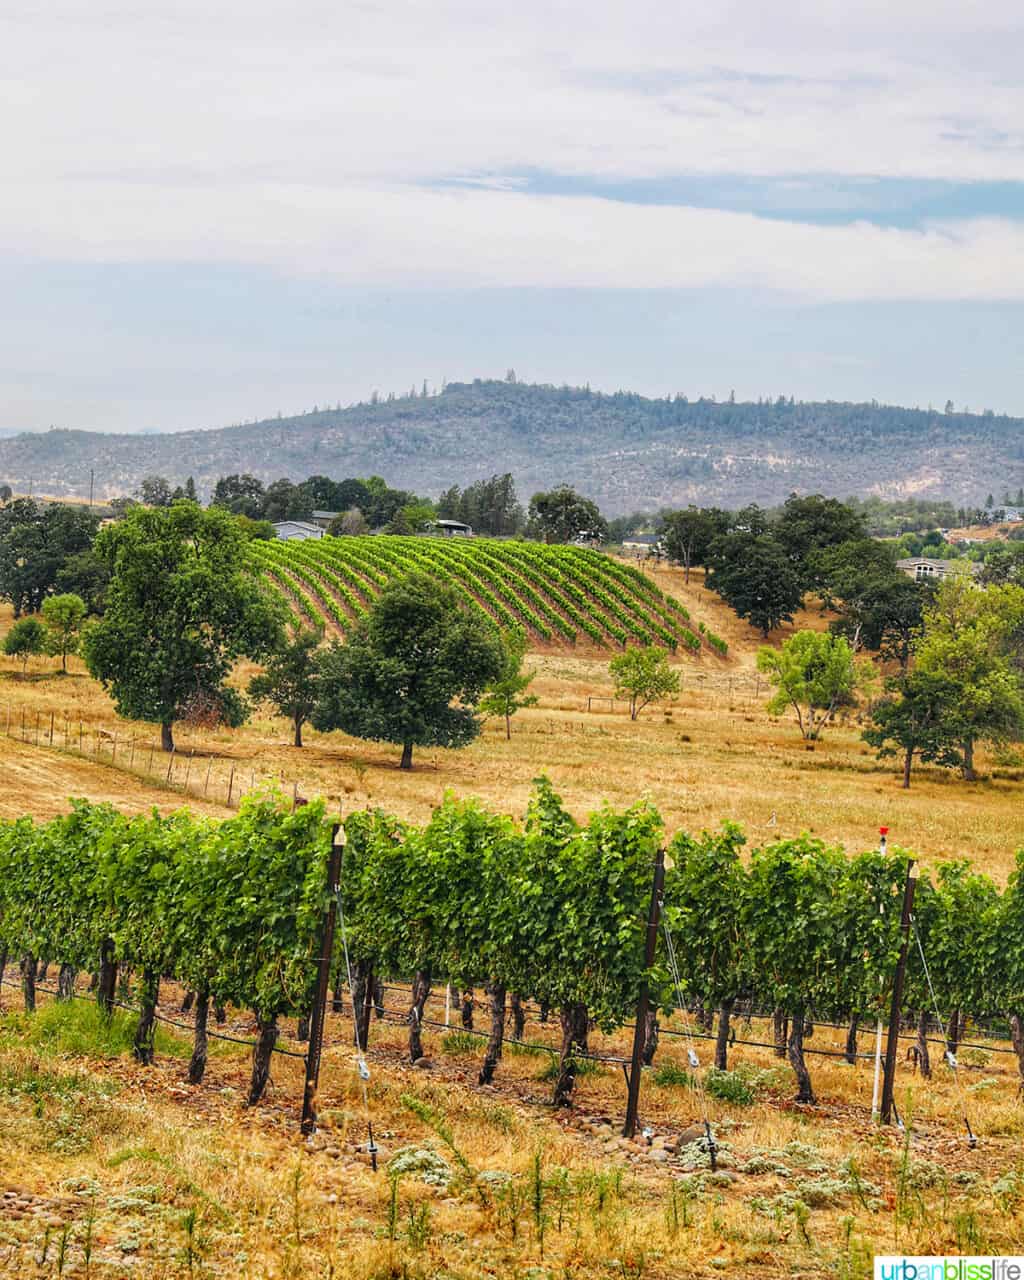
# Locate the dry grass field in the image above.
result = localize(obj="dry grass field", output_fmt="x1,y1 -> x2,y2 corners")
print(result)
1,561 -> 1024,1278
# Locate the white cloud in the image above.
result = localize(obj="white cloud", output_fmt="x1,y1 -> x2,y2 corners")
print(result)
7,179 -> 1024,301
3,0 -> 1024,296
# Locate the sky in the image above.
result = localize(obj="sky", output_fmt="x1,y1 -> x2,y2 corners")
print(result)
3,0 -> 1024,433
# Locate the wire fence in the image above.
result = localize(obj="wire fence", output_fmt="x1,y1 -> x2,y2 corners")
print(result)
4,706 -> 306,812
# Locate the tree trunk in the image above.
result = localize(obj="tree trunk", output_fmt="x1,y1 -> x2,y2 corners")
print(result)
844,1014 -> 859,1065
214,1003 -> 226,1024
715,998 -> 735,1070
947,1008 -> 962,1055
641,1008 -> 660,1066
97,938 -> 117,1017
21,954 -> 36,1013
552,1001 -> 589,1107
460,989 -> 474,1030
352,959 -> 374,1051
400,741 -> 413,770
773,1007 -> 788,1058
962,739 -> 976,781
408,969 -> 431,1061
902,748 -> 913,789
509,992 -> 526,1040
133,969 -> 159,1065
699,1002 -> 715,1032
161,722 -> 174,753
247,1015 -> 278,1105
188,991 -> 210,1084
36,959 -> 49,983
180,989 -> 196,1013
478,982 -> 507,1084
296,1014 -> 310,1042
916,1010 -> 932,1079
505,712 -> 511,741
293,716 -> 303,748
373,978 -> 385,1018
332,975 -> 345,1014
57,963 -> 77,1001
538,999 -> 549,1024
1009,1013 -> 1024,1090
787,1005 -> 816,1104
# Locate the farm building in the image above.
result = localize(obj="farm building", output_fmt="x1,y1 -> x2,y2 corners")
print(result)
622,535 -> 664,558
896,556 -> 978,582
310,510 -> 341,529
432,519 -> 473,537
272,520 -> 325,542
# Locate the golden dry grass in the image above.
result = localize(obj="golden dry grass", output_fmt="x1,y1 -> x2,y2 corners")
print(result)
1,569 -> 1021,878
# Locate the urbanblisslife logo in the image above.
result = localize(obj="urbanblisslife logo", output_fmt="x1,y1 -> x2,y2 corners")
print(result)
875,1259 -> 1024,1280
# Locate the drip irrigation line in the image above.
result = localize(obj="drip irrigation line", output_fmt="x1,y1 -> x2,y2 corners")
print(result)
376,982 -> 1016,1056
0,975 -> 307,1059
366,989 -> 879,1062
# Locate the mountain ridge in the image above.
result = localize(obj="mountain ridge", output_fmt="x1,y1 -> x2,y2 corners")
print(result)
2,380 -> 1021,514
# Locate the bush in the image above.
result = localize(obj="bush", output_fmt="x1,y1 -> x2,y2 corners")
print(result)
704,1067 -> 755,1105
653,1060 -> 695,1089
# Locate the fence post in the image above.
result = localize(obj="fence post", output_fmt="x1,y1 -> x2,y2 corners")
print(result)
301,823 -> 345,1136
48,712 -> 54,745
623,846 -> 666,1138
165,748 -> 176,785
880,866 -> 917,1125
227,766 -> 235,807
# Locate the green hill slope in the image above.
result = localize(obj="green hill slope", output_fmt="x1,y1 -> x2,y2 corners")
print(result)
251,536 -> 728,654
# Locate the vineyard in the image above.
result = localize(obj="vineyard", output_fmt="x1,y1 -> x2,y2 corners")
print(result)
2,785 -> 1021,1119
251,536 -> 728,653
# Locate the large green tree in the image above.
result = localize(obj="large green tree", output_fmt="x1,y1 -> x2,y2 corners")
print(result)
312,574 -> 503,769
661,506 -> 731,583
707,533 -> 804,636
0,499 -> 98,617
82,503 -> 284,751
914,576 -> 1024,779
862,671 -> 965,787
528,486 -> 608,544
248,625 -> 324,747
757,630 -> 862,740
774,494 -> 867,588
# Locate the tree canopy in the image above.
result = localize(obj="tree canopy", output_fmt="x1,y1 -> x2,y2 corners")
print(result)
707,533 -> 804,636
757,630 -> 862,740
0,499 -> 98,617
82,502 -> 284,750
609,644 -> 680,720
312,573 -> 504,769
528,486 -> 608,544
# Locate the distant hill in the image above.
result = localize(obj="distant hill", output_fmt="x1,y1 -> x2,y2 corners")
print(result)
1,380 -> 1021,514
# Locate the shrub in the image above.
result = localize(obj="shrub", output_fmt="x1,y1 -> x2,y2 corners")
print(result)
704,1068 -> 754,1105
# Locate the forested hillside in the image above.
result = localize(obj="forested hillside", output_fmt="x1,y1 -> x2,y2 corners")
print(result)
3,380 -> 1022,513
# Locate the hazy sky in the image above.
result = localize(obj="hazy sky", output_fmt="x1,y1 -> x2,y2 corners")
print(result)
4,0 -> 1024,432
